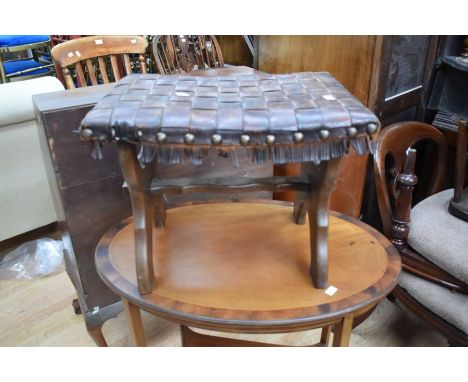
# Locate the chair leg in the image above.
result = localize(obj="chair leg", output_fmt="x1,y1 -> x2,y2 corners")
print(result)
0,56 -> 6,83
332,314 -> 353,347
123,299 -> 147,347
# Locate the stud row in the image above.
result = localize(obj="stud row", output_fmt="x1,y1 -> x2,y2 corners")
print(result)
82,123 -> 378,144
151,123 -> 378,145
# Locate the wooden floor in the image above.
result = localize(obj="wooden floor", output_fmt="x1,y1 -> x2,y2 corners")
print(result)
0,268 -> 448,346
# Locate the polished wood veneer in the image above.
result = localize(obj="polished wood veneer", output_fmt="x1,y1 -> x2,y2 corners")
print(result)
96,202 -> 400,338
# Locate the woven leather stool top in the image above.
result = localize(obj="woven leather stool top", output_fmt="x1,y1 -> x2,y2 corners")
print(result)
79,71 -> 380,165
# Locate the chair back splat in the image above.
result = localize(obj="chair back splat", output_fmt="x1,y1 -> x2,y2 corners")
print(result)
373,121 -> 447,238
152,35 -> 224,74
51,35 -> 148,89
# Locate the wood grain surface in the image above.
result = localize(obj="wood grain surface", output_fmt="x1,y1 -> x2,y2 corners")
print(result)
96,201 -> 400,333
259,36 -> 376,218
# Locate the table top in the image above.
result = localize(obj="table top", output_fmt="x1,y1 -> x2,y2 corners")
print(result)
79,69 -> 380,166
95,201 -> 400,333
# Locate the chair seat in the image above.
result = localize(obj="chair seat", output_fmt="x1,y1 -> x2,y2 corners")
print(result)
409,189 -> 468,283
0,35 -> 49,47
399,271 -> 468,334
3,58 -> 51,77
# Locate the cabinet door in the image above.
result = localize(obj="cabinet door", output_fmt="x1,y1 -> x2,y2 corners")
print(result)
369,35 -> 439,126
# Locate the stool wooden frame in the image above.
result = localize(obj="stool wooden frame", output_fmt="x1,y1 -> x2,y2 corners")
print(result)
118,142 -> 342,293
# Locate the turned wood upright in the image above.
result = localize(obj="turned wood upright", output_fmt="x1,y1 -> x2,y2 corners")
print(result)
79,71 -> 380,294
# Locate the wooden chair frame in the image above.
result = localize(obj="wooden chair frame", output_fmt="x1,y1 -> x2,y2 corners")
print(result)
51,35 -> 148,89
374,121 -> 468,346
152,35 -> 224,74
0,39 -> 54,83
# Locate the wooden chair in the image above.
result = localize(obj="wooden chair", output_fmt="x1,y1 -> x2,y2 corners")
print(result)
51,35 -> 148,89
152,35 -> 224,74
374,121 -> 468,346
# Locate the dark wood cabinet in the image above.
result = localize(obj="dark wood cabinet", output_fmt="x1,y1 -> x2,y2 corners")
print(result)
253,36 -> 439,221
33,83 -> 271,345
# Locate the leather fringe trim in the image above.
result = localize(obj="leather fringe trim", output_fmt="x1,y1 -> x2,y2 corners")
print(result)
131,135 -> 374,168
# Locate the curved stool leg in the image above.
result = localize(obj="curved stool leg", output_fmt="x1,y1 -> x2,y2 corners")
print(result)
117,143 -> 155,295
123,299 -> 147,346
294,159 -> 341,288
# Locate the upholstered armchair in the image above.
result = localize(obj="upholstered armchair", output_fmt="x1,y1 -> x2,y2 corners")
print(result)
0,77 -> 64,240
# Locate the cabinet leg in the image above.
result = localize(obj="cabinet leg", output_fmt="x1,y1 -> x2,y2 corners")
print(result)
86,322 -> 108,347
123,299 -> 147,347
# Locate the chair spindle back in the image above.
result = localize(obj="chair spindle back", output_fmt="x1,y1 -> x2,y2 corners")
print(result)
51,35 -> 148,89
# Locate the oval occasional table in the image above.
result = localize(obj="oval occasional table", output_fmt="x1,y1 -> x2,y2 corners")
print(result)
95,201 -> 401,347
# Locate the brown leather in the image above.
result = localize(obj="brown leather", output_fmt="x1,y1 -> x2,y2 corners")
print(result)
80,71 -> 380,165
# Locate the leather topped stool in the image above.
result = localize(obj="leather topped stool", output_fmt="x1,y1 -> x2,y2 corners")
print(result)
78,71 -> 394,346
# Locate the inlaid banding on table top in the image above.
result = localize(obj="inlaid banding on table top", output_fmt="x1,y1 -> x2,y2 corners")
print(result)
79,72 -> 380,165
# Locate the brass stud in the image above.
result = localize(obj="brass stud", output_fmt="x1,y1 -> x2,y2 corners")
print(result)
157,132 -> 167,143
240,134 -> 251,145
319,129 -> 330,140
266,134 -> 276,145
184,133 -> 195,144
293,132 -> 304,143
347,127 -> 358,137
81,128 -> 93,139
367,123 -> 378,134
211,134 -> 223,145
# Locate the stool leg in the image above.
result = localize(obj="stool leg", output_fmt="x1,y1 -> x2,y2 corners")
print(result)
118,143 -> 155,294
296,158 -> 341,289
293,192 -> 307,224
152,161 -> 167,228
332,314 -> 353,347
123,299 -> 147,347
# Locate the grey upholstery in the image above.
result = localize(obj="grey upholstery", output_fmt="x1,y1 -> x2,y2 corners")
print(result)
399,271 -> 468,334
408,189 -> 468,283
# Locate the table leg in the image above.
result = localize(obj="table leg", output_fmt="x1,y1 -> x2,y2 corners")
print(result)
118,143 -> 155,294
332,314 -> 353,347
123,299 -> 147,347
320,325 -> 332,346
294,158 -> 341,288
